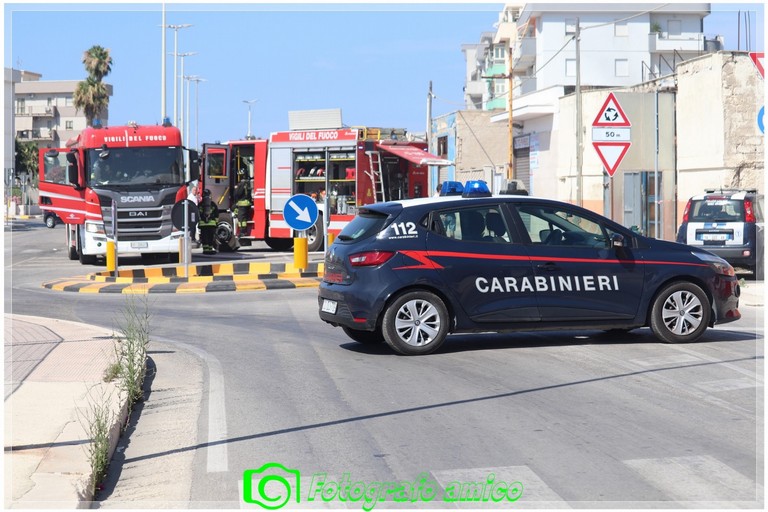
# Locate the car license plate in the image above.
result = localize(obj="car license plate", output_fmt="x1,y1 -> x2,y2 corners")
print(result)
130,242 -> 149,249
701,233 -> 730,241
321,299 -> 337,314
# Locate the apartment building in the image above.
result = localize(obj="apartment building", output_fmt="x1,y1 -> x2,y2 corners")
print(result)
11,69 -> 112,149
454,3 -> 756,240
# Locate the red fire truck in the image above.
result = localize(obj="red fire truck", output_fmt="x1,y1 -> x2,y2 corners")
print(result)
38,121 -> 199,264
202,127 -> 450,252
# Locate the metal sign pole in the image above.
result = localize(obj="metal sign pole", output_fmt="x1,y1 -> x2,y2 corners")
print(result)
183,195 -> 189,277
110,200 -> 119,276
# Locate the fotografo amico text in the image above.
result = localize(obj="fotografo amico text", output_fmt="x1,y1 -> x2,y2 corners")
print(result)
243,463 -> 524,510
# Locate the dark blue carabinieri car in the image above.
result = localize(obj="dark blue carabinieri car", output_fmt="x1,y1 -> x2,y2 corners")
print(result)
318,181 -> 741,355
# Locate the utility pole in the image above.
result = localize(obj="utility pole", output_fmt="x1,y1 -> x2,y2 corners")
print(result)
507,43 -> 514,181
426,81 -> 433,153
575,18 -> 583,207
481,43 -> 515,181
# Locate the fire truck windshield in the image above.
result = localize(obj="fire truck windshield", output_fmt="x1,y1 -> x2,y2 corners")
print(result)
87,147 -> 184,188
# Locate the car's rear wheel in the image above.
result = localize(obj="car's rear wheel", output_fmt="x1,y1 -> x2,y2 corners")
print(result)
382,290 -> 449,355
342,326 -> 384,345
650,282 -> 710,343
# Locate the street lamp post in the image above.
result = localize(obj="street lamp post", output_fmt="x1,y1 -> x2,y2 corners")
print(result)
176,52 -> 196,141
187,76 -> 206,150
163,23 -> 192,125
243,99 -> 258,138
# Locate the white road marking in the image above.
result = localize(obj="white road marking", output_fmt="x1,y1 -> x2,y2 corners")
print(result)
623,455 -> 762,505
167,340 -> 229,473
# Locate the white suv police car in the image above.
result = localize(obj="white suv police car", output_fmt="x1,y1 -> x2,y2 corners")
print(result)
319,181 -> 741,355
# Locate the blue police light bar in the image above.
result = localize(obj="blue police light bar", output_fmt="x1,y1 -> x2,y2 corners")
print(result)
92,119 -> 103,129
440,181 -> 464,196
162,117 -> 173,127
462,180 -> 492,197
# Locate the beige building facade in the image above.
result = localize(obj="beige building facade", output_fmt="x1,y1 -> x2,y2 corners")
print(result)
10,70 -> 112,150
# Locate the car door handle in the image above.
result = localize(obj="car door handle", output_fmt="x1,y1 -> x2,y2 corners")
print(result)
536,262 -> 561,272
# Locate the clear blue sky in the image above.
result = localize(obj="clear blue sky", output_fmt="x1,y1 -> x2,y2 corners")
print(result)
4,2 -> 764,147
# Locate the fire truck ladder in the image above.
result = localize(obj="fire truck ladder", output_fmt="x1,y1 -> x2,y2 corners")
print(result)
365,150 -> 387,203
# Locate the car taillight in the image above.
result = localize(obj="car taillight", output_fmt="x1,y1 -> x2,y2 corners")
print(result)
744,199 -> 756,223
349,251 -> 395,267
681,199 -> 692,223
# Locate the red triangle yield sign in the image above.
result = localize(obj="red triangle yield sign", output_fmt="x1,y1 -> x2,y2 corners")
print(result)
749,52 -> 764,79
593,141 -> 631,177
592,92 -> 631,127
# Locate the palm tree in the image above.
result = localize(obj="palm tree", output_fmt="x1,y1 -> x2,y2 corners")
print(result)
82,45 -> 112,81
73,45 -> 113,126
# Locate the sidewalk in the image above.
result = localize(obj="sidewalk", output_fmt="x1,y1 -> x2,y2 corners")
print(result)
4,314 -> 127,509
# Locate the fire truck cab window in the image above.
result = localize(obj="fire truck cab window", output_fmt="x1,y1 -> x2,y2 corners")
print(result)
87,148 -> 184,186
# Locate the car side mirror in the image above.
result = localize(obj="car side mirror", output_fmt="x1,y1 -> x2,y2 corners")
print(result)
610,233 -> 625,248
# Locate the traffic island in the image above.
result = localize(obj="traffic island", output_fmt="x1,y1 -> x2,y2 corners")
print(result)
41,261 -> 324,294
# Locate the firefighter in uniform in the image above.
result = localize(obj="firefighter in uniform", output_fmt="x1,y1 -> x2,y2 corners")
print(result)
234,168 -> 252,239
199,189 -> 219,255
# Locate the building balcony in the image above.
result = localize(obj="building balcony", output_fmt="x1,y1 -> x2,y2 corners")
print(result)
512,37 -> 536,70
648,33 -> 704,53
464,80 -> 486,97
15,106 -> 57,118
16,129 -> 56,142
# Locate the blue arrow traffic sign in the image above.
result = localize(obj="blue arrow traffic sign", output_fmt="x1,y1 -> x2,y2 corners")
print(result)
283,193 -> 319,231
758,106 -> 764,134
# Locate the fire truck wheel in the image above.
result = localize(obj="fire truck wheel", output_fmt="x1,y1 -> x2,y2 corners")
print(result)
307,215 -> 324,252
265,237 -> 294,251
77,229 -> 97,265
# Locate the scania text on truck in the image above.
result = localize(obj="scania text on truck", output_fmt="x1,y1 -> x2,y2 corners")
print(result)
38,121 -> 199,264
201,127 -> 451,252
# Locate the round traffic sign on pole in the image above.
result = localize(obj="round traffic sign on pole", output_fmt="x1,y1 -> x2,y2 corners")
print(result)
171,199 -> 199,231
283,194 -> 319,231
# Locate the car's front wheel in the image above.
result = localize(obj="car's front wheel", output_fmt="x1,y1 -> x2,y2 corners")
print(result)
45,214 -> 56,228
382,290 -> 449,355
650,282 -> 710,343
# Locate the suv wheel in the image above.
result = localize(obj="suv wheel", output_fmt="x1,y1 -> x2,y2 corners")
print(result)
382,290 -> 449,355
650,282 -> 710,343
45,214 -> 56,228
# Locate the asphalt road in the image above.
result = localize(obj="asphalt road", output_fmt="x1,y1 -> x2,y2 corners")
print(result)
5,219 -> 764,509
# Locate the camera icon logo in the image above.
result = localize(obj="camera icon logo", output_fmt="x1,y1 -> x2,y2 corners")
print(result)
243,462 -> 301,510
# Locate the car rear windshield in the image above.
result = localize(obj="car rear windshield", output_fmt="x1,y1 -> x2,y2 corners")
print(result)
689,199 -> 745,222
336,211 -> 390,242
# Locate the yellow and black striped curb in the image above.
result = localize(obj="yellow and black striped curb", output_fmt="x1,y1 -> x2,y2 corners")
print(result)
42,261 -> 325,294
